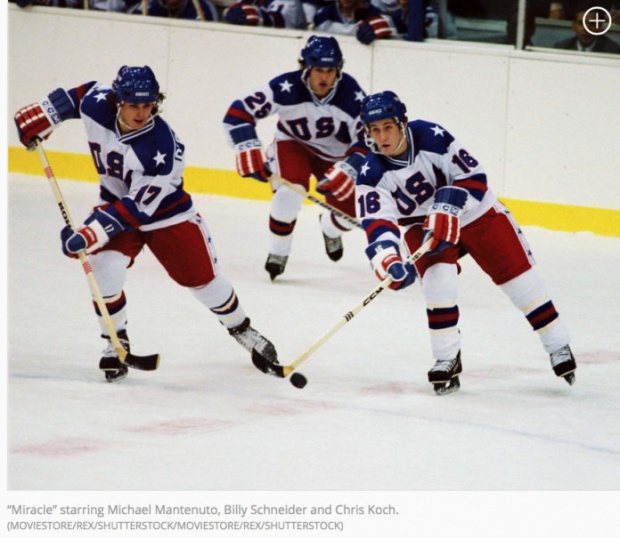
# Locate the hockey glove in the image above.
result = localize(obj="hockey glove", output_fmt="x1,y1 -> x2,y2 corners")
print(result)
224,2 -> 262,25
316,160 -> 357,201
14,103 -> 56,148
234,138 -> 268,182
356,15 -> 397,45
61,208 -> 124,257
423,187 -> 468,255
365,240 -> 417,291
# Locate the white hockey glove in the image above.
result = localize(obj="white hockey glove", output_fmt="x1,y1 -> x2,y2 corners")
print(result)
365,240 -> 417,291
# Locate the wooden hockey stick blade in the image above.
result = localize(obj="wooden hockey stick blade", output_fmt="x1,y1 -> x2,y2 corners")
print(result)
251,237 -> 435,380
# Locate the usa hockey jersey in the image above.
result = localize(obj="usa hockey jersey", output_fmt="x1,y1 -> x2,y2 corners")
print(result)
356,120 -> 496,244
49,81 -> 195,232
223,69 -> 367,161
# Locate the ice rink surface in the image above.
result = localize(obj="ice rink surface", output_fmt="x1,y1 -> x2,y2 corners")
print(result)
5,173 -> 620,536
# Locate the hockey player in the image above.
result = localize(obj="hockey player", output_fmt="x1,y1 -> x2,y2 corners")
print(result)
223,35 -> 368,281
357,91 -> 577,395
14,65 -> 278,382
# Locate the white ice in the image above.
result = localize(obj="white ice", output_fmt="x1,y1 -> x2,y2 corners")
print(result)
5,173 -> 620,536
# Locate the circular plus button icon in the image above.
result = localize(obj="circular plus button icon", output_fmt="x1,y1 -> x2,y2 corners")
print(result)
583,7 -> 612,36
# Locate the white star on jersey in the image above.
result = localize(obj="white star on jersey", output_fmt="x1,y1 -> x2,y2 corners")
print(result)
431,125 -> 445,136
360,162 -> 370,176
279,80 -> 293,93
354,90 -> 365,102
94,92 -> 107,102
153,151 -> 166,165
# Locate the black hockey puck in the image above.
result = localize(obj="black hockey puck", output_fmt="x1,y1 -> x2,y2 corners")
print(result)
290,372 -> 308,389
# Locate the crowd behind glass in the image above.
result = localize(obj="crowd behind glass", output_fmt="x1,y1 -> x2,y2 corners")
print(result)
10,1 -> 620,54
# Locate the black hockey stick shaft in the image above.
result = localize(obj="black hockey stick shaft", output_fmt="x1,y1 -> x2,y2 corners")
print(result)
34,141 -> 160,371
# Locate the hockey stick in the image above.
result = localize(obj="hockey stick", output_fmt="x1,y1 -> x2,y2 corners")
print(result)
252,236 -> 434,378
34,141 -> 160,372
269,173 -> 362,229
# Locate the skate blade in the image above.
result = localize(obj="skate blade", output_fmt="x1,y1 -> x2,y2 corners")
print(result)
104,368 -> 128,383
433,377 -> 460,396
562,372 -> 576,386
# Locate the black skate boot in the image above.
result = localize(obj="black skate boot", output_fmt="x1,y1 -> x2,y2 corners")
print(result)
265,254 -> 288,281
550,344 -> 576,385
427,351 -> 462,395
99,330 -> 130,382
228,317 -> 279,374
320,216 -> 343,261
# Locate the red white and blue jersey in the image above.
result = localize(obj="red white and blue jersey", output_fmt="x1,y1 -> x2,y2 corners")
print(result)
356,120 -> 495,245
223,69 -> 368,162
54,81 -> 195,232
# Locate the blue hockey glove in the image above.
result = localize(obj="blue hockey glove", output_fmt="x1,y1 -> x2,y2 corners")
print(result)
365,240 -> 417,291
61,208 -> 124,257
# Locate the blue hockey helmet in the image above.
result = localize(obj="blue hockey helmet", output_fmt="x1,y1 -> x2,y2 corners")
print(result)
112,65 -> 161,104
360,91 -> 408,128
299,36 -> 344,70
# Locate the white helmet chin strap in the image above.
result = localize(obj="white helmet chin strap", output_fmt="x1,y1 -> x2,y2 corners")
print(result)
391,122 -> 407,155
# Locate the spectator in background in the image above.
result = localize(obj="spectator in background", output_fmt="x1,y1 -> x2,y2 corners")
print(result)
611,2 -> 620,24
148,0 -> 219,20
548,1 -> 611,20
554,4 -> 620,52
313,0 -> 403,45
13,0 -> 142,9
223,0 -> 307,28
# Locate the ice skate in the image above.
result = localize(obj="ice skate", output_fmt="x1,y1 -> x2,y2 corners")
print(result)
550,344 -> 576,385
320,215 -> 344,262
265,254 -> 288,281
99,330 -> 130,382
428,351 -> 462,395
229,317 -> 279,373
322,232 -> 343,261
